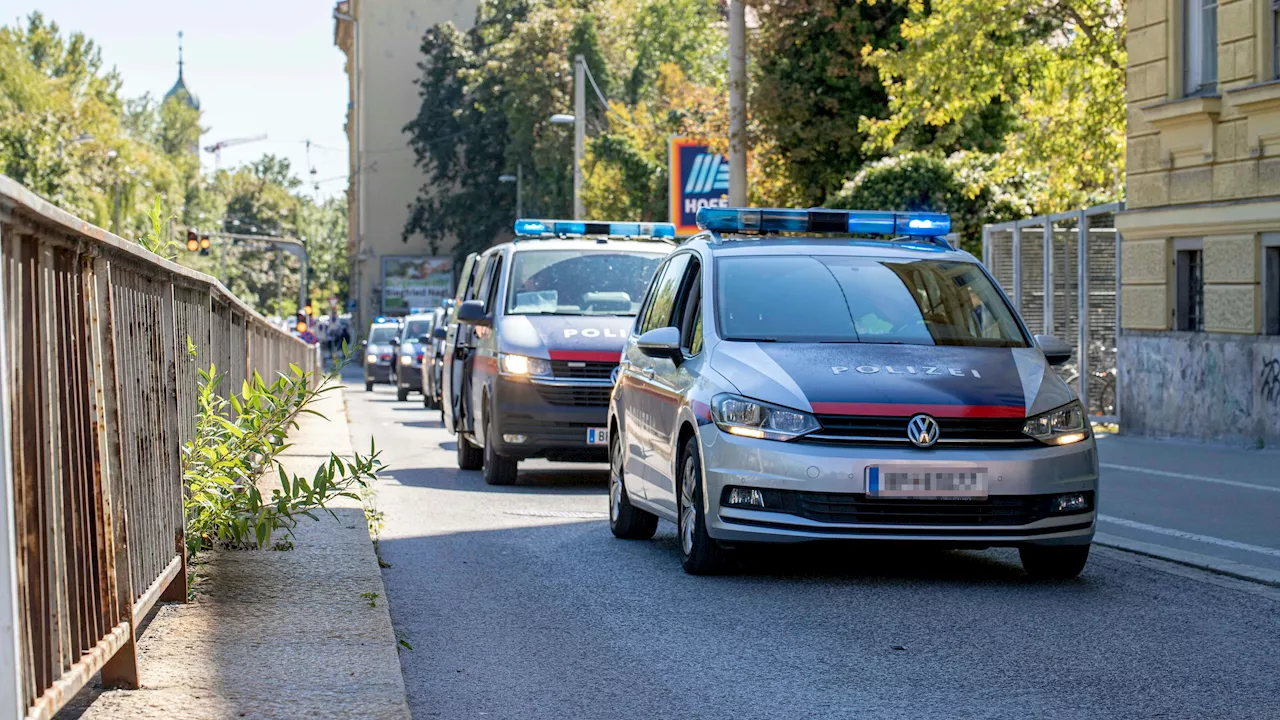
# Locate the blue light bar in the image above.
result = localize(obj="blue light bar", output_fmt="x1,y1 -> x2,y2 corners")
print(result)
695,208 -> 952,238
514,218 -> 676,239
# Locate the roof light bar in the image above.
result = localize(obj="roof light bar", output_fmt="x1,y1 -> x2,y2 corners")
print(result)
695,208 -> 952,238
514,218 -> 676,239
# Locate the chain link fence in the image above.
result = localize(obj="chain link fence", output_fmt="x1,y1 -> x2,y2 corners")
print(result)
983,203 -> 1123,422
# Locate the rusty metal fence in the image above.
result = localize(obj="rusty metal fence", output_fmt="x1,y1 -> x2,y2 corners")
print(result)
982,203 -> 1123,422
0,176 -> 319,720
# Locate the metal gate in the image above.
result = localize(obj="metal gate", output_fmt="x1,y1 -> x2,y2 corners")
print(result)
982,203 -> 1122,422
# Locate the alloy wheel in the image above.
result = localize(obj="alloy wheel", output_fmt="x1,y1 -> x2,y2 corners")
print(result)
679,455 -> 697,557
609,434 -> 623,524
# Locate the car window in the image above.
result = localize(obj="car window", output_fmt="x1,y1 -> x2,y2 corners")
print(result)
484,255 -> 504,311
403,320 -> 433,339
687,301 -> 703,356
506,250 -> 665,316
454,254 -> 478,304
638,253 -> 691,334
715,255 -> 1029,347
676,260 -> 702,355
368,326 -> 398,343
465,255 -> 490,302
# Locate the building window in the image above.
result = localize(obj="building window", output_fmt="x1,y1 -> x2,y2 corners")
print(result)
1265,243 -> 1280,335
1176,246 -> 1205,331
1184,0 -> 1218,96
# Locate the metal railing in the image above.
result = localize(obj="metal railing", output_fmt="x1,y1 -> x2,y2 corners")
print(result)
982,203 -> 1123,421
0,176 -> 320,720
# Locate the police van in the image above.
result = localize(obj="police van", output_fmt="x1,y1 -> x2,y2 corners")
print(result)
442,219 -> 675,485
607,207 -> 1099,578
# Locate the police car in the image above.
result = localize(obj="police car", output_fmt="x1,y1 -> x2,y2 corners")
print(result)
444,219 -> 675,485
607,207 -> 1098,578
363,319 -> 401,392
391,313 -> 436,402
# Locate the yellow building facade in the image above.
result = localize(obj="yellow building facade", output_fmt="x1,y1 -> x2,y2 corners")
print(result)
1119,0 -> 1280,444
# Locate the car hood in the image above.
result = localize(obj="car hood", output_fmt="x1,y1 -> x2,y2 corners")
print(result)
711,342 -> 1074,418
498,315 -> 633,362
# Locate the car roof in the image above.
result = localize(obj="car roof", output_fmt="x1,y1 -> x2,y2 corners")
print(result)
401,314 -> 434,321
370,322 -> 399,330
497,238 -> 673,255
686,234 -> 975,262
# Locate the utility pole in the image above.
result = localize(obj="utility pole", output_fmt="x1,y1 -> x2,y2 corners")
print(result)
517,162 -> 523,219
728,1 -> 748,207
573,54 -> 585,220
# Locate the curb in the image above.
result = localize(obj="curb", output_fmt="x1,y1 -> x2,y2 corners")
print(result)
1095,532 -> 1280,589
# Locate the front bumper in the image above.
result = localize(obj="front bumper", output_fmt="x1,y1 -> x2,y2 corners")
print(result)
488,376 -> 610,461
364,363 -> 392,383
700,427 -> 1098,547
397,363 -> 423,390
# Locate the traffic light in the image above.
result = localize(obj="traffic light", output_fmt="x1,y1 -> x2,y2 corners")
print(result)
186,229 -> 199,252
295,312 -> 308,334
199,234 -> 211,254
303,304 -> 313,316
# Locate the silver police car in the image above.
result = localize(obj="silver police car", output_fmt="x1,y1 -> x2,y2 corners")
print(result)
608,207 -> 1098,577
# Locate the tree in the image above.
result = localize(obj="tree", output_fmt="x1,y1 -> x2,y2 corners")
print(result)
860,0 -> 1126,213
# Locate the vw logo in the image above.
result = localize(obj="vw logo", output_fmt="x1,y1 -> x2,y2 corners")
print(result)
907,414 -> 940,448
610,365 -> 621,385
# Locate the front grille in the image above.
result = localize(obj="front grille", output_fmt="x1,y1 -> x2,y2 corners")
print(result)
778,491 -> 1089,526
535,384 -> 613,407
801,414 -> 1034,448
551,360 -> 616,380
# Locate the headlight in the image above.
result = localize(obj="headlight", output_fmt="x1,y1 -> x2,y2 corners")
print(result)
710,393 -> 819,441
365,353 -> 378,364
499,353 -> 551,377
1022,402 -> 1089,445
399,354 -> 414,366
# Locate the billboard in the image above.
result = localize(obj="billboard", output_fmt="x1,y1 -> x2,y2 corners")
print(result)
381,256 -> 453,314
669,137 -> 730,236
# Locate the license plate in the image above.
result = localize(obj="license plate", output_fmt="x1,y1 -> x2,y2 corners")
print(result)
865,465 -> 988,499
587,427 -> 609,446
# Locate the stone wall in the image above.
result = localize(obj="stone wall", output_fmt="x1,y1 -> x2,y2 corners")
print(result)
1120,330 -> 1280,446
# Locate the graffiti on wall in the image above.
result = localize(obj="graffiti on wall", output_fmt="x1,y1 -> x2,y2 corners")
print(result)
1262,357 -> 1280,406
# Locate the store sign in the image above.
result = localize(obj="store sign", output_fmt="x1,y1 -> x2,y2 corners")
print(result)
381,256 -> 452,314
669,137 -> 730,236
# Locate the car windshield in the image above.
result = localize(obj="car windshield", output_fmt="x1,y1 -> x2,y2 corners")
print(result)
506,250 -> 665,316
716,254 -> 1029,347
402,320 -> 432,340
368,326 -> 398,343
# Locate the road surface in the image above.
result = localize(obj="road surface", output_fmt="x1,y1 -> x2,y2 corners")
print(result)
344,376 -> 1280,720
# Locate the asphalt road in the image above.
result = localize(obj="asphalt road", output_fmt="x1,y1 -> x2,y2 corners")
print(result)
344,377 -> 1280,720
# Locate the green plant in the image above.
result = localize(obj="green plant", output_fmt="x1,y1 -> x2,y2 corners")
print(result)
137,196 -> 179,258
396,630 -> 413,651
360,591 -> 380,608
182,362 -> 384,557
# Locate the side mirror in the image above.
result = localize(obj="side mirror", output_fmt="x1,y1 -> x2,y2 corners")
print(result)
432,326 -> 448,340
418,335 -> 431,344
456,299 -> 491,327
636,326 -> 682,363
389,337 -> 401,347
1035,334 -> 1073,367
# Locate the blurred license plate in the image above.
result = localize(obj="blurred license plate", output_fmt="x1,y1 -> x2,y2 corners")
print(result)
865,466 -> 988,498
587,427 -> 609,445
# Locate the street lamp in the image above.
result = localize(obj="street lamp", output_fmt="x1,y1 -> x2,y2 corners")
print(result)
498,163 -> 523,218
549,55 -> 586,220
549,114 -> 574,125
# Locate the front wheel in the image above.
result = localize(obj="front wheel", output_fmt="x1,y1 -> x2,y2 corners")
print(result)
609,429 -> 658,539
678,436 -> 728,575
365,380 -> 373,392
482,413 -> 518,486
397,386 -> 409,402
1019,544 -> 1090,580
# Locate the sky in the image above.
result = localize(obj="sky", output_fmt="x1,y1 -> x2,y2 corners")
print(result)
9,0 -> 352,200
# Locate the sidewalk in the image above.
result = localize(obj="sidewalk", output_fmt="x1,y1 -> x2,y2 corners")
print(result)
63,387 -> 410,719
1094,431 -> 1280,586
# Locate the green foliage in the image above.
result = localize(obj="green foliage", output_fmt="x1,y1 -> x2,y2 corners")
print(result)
861,0 -> 1126,213
360,591 -> 380,608
824,151 -> 1035,254
182,364 -> 384,557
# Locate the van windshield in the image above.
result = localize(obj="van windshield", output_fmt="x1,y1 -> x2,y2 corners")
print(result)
368,326 -> 398,343
402,320 -> 433,339
715,255 -> 1029,347
507,250 -> 665,316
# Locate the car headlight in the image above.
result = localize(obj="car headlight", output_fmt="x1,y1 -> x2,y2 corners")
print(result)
399,354 -> 414,366
1022,402 -> 1089,445
710,393 -> 819,441
499,353 -> 551,377
365,353 -> 378,364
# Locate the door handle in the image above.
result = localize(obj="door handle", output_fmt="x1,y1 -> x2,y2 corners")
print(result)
641,367 -> 655,379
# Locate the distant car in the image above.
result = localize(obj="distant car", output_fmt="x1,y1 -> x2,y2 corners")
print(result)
392,314 -> 436,401
363,322 -> 400,391
422,303 -> 452,410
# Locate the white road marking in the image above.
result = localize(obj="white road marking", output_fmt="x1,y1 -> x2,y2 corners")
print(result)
1098,515 -> 1280,559
1100,463 -> 1280,494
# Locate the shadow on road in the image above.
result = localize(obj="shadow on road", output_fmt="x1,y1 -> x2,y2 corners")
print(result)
387,464 -> 609,495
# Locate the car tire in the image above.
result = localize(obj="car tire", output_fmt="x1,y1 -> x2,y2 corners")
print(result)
482,414 -> 518,486
365,381 -> 373,392
678,436 -> 728,575
456,431 -> 483,471
608,429 -> 658,540
397,386 -> 409,402
1019,544 -> 1090,580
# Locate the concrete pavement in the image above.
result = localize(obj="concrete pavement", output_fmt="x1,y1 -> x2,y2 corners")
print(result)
350,378 -> 1280,720
61,386 -> 410,720
1093,432 -> 1280,585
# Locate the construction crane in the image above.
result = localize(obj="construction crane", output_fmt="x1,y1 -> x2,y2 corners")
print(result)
202,134 -> 267,170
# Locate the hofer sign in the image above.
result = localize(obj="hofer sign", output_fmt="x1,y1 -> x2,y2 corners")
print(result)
669,137 -> 730,236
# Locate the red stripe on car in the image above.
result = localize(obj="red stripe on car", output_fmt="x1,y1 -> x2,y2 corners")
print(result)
548,350 -> 619,362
